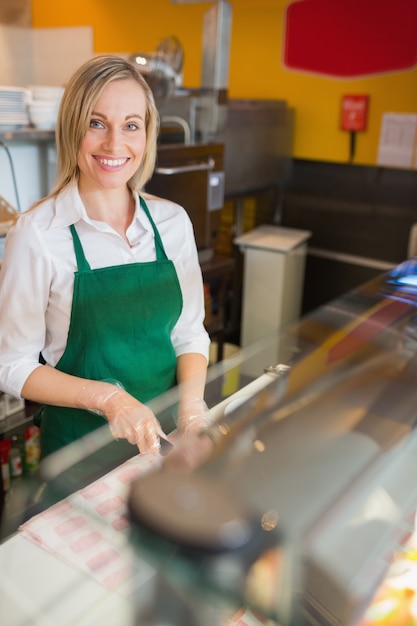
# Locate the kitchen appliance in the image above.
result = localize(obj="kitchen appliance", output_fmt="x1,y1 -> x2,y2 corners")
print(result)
146,142 -> 225,262
136,2 -> 293,201
130,36 -> 184,106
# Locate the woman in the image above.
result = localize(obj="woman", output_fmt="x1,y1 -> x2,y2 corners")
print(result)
0,55 -> 211,459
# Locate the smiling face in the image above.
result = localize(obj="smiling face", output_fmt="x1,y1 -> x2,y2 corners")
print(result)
77,78 -> 148,193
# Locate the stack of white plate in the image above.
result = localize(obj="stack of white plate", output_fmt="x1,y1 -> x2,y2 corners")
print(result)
0,86 -> 30,130
28,85 -> 64,130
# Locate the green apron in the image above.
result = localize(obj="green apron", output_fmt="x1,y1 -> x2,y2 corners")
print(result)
37,196 -> 183,458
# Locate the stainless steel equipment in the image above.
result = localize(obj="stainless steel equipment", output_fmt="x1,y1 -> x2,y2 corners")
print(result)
137,2 -> 293,200
196,0 -> 231,140
145,143 -> 225,261
130,36 -> 184,106
158,95 -> 294,198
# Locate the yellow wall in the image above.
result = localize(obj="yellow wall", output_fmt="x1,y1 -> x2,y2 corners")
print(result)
31,0 -> 417,166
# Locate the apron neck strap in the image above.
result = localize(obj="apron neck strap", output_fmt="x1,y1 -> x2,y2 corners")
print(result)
70,224 -> 91,271
69,197 -> 167,270
140,196 -> 167,261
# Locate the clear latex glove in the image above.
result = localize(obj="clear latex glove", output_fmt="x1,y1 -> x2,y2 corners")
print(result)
79,380 -> 166,456
177,397 -> 211,436
107,401 -> 167,455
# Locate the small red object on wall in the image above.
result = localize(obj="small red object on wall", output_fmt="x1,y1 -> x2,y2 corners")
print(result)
341,95 -> 369,132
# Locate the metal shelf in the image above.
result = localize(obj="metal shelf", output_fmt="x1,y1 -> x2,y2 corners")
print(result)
0,410 -> 33,437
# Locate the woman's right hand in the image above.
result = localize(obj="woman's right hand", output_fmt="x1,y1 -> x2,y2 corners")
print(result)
107,400 -> 166,455
79,381 -> 166,455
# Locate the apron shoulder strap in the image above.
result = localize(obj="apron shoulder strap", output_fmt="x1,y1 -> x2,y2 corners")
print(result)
139,196 -> 167,261
70,224 -> 91,272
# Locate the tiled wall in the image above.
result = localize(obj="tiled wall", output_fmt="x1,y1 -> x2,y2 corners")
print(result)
0,25 -> 33,86
0,24 -> 94,87
0,25 -> 94,214
31,26 -> 94,86
282,158 -> 417,313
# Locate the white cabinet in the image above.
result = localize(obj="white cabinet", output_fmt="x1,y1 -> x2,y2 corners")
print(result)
235,224 -> 311,375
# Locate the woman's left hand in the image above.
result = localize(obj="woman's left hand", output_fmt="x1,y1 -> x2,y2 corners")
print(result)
177,397 -> 211,436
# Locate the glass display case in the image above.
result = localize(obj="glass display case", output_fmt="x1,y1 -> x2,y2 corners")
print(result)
3,256 -> 417,626
125,256 -> 417,625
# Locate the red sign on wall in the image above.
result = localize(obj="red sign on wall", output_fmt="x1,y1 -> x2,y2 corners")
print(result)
283,0 -> 417,78
341,95 -> 369,132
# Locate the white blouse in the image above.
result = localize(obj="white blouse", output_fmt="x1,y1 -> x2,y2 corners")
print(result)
0,184 -> 210,398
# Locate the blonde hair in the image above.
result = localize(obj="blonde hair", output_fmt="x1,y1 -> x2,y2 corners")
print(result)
42,55 -> 159,203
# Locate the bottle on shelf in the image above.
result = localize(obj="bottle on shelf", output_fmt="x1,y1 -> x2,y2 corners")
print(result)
9,435 -> 23,479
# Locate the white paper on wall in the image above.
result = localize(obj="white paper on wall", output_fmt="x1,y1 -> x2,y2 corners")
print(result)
377,112 -> 417,169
